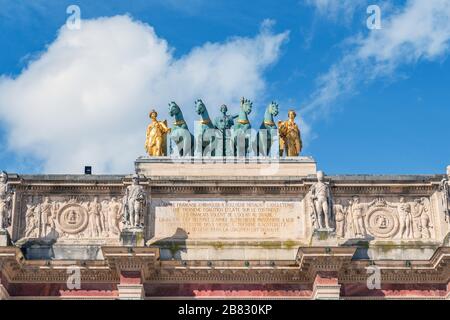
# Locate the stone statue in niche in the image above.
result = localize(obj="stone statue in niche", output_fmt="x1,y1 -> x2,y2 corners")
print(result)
122,174 -> 147,229
309,171 -> 334,231
0,171 -> 13,231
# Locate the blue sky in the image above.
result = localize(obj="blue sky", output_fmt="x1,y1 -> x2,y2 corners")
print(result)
0,0 -> 449,174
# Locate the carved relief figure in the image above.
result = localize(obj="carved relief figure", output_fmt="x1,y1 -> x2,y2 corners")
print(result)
420,204 -> 432,239
101,200 -> 109,236
278,110 -> 302,157
22,196 -> 126,241
107,197 -> 122,235
412,198 -> 423,238
33,205 -> 42,234
345,199 -> 355,238
349,196 -> 376,238
67,210 -> 77,224
24,204 -> 38,238
385,197 -> 413,239
145,109 -> 170,156
40,197 -> 55,237
440,178 -> 449,223
0,171 -> 12,230
88,197 -> 102,237
122,175 -> 147,229
309,171 -> 333,231
412,198 -> 432,239
333,199 -> 347,238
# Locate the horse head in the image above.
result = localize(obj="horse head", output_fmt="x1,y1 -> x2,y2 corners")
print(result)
240,97 -> 253,115
268,101 -> 279,117
168,101 -> 181,117
194,99 -> 206,115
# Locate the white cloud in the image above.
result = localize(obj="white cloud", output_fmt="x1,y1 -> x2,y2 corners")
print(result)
306,0 -> 368,22
357,0 -> 450,72
302,0 -> 450,117
0,15 -> 288,173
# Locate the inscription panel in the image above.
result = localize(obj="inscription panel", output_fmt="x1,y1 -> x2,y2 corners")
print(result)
152,200 -> 304,240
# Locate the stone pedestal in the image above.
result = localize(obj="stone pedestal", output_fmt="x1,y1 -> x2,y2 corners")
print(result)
0,230 -> 11,247
135,156 -> 317,178
310,229 -> 337,246
120,228 -> 145,247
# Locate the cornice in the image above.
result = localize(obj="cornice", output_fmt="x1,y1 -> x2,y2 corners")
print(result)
1,245 -> 449,285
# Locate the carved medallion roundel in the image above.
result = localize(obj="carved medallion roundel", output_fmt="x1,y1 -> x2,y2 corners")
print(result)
365,207 -> 399,239
57,204 -> 89,234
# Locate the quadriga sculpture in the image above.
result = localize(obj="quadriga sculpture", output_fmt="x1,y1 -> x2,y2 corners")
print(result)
168,101 -> 194,157
257,101 -> 279,156
145,98 -> 303,158
194,99 -> 217,156
232,97 -> 253,157
213,104 -> 237,157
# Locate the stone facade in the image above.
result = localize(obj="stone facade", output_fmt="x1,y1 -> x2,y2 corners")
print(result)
0,158 -> 449,300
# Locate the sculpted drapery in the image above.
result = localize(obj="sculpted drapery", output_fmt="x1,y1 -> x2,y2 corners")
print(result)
145,110 -> 170,156
278,110 -> 302,157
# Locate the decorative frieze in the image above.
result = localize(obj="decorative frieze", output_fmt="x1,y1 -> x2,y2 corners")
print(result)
20,196 -> 124,242
328,196 -> 435,241
6,170 -> 448,247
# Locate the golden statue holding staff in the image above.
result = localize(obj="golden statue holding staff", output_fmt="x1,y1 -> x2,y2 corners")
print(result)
278,110 -> 302,157
145,109 -> 170,156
